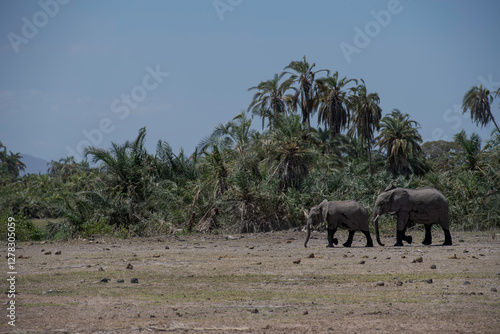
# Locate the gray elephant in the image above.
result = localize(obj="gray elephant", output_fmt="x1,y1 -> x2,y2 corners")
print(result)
372,185 -> 453,247
304,199 -> 373,248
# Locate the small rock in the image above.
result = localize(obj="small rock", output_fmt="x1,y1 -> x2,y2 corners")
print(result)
401,255 -> 406,259
449,254 -> 459,259
359,260 -> 366,265
44,251 -> 52,255
55,250 -> 62,255
293,259 -> 301,264
463,250 -> 469,253
100,278 -> 110,283
376,281 -> 385,286
303,310 -> 309,315
425,279 -> 433,284
117,279 -> 125,283
126,263 -> 133,270
430,265 -> 437,269
412,257 -> 423,263
98,267 -> 104,272
307,253 -> 315,258
464,281 -> 471,285
131,278 -> 139,284
396,281 -> 403,286
491,288 -> 497,292
251,308 -> 259,314
165,245 -> 170,249
286,240 -> 292,244
362,255 -> 369,258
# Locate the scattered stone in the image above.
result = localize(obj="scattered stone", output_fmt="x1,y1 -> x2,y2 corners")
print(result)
376,281 -> 385,286
293,259 -> 301,264
359,260 -> 366,265
459,239 -> 465,243
303,310 -> 309,315
343,254 -> 348,258
126,263 -> 133,270
131,278 -> 139,284
153,254 -> 161,258
307,253 -> 315,258
412,257 -> 423,263
362,255 -> 369,258
98,267 -> 104,272
100,278 -> 110,283
396,281 -> 403,287
286,240 -> 292,244
401,255 -> 406,259
491,288 -> 497,292
425,279 -> 433,284
464,281 -> 471,285
165,245 -> 170,249
448,254 -> 459,259
430,265 -> 437,269
55,250 -> 62,255
463,250 -> 469,253
117,279 -> 125,283
251,308 -> 259,314
44,251 -> 52,255
248,246 -> 255,249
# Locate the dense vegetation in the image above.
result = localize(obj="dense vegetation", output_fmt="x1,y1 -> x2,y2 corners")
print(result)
1,57 -> 499,240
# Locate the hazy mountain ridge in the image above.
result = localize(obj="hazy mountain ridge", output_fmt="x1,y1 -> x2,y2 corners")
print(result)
20,154 -> 49,175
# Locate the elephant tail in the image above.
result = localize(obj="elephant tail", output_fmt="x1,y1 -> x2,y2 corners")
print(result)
373,214 -> 385,246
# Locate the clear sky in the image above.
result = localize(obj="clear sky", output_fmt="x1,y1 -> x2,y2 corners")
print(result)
1,0 -> 499,162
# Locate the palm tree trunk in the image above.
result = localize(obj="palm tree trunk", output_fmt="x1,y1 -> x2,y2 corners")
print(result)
488,109 -> 500,133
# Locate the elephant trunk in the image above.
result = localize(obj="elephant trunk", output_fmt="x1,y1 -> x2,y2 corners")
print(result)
373,214 -> 385,246
304,222 -> 311,248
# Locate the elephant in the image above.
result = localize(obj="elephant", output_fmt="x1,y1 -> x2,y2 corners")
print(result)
372,184 -> 453,247
304,199 -> 374,248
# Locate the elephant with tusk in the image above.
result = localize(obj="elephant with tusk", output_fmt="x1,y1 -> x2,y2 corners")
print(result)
372,184 -> 453,247
304,199 -> 373,248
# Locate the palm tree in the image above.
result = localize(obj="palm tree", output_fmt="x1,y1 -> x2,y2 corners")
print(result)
453,130 -> 482,171
462,85 -> 500,133
0,142 -> 26,181
283,56 -> 327,129
348,80 -> 382,174
315,72 -> 358,138
375,109 -> 426,176
84,127 -> 153,203
248,73 -> 295,129
264,114 -> 314,190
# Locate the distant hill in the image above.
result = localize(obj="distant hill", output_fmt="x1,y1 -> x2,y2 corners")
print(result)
20,154 -> 49,176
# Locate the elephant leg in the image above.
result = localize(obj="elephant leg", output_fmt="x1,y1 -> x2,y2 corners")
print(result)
343,230 -> 355,247
395,230 -> 405,247
327,228 -> 338,248
422,224 -> 432,245
362,230 -> 374,247
442,228 -> 452,246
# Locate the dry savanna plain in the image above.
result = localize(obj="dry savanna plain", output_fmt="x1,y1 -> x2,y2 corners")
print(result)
2,229 -> 500,333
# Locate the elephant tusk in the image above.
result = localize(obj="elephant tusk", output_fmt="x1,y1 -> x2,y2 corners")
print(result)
373,214 -> 379,222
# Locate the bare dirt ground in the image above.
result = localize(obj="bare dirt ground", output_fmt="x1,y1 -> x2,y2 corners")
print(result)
2,229 -> 500,333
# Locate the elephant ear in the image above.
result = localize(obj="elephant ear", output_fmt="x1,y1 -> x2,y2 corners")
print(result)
319,199 -> 329,222
390,189 -> 409,213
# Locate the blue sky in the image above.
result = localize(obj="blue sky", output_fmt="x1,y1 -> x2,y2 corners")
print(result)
1,0 -> 499,162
